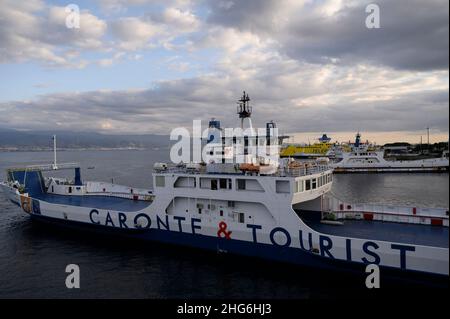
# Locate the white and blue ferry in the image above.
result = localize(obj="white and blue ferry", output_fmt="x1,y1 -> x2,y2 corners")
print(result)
1,93 -> 448,282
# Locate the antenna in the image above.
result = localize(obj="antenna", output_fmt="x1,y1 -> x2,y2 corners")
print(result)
237,91 -> 252,129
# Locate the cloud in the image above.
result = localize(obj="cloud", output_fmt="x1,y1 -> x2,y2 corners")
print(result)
0,0 -> 448,138
162,7 -> 200,32
110,17 -> 161,50
205,0 -> 449,71
45,6 -> 107,49
0,53 -> 447,134
0,0 -> 107,67
98,0 -> 162,14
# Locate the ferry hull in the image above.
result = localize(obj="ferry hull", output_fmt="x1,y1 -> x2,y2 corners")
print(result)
28,213 -> 448,286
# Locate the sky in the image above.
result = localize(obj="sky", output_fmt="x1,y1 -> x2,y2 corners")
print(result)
0,0 -> 448,144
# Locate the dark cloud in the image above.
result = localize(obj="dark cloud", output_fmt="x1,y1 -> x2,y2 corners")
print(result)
206,0 -> 449,71
0,74 -> 447,134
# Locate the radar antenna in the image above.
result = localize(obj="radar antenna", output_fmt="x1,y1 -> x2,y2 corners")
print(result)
237,91 -> 252,129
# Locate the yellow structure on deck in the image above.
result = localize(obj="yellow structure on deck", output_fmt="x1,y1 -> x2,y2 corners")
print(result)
281,134 -> 333,157
281,143 -> 332,157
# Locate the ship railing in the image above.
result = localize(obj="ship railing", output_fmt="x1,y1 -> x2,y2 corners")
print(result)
277,165 -> 332,177
155,164 -> 332,177
7,162 -> 80,172
85,191 -> 154,201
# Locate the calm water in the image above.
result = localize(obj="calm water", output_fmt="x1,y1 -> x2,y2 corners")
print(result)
0,150 -> 448,298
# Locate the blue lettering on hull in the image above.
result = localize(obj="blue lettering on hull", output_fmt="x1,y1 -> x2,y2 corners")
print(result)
86,210 -> 417,271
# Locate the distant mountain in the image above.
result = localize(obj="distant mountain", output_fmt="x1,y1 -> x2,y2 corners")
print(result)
0,129 -> 171,151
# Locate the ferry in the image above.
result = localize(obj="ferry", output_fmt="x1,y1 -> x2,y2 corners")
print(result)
332,133 -> 449,173
0,93 -> 448,282
280,134 -> 334,158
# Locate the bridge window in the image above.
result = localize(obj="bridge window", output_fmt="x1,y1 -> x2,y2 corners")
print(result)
295,180 -> 304,193
237,179 -> 246,190
312,178 -> 317,189
305,179 -> 311,191
174,176 -> 196,188
219,178 -> 232,189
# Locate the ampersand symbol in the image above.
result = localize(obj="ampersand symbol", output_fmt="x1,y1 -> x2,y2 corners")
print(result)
217,221 -> 232,239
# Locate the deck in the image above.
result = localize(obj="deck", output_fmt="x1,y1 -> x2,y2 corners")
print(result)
299,211 -> 449,248
33,193 -> 151,212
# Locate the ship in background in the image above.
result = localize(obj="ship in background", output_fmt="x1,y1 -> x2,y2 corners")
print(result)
280,134 -> 341,158
332,132 -> 449,173
0,92 -> 448,283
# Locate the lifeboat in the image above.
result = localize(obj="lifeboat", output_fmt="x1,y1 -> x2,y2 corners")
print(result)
288,160 -> 304,169
239,163 -> 260,172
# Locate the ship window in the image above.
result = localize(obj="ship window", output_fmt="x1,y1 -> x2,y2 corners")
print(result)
237,179 -> 246,190
297,180 -> 304,192
211,179 -> 218,190
239,213 -> 245,223
312,179 -> 317,189
305,179 -> 311,191
220,178 -> 228,189
220,210 -> 224,217
155,176 -> 165,187
228,201 -> 235,208
68,187 -> 72,194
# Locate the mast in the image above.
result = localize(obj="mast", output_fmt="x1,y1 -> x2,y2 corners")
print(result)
355,132 -> 361,148
237,91 -> 252,130
52,135 -> 58,170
